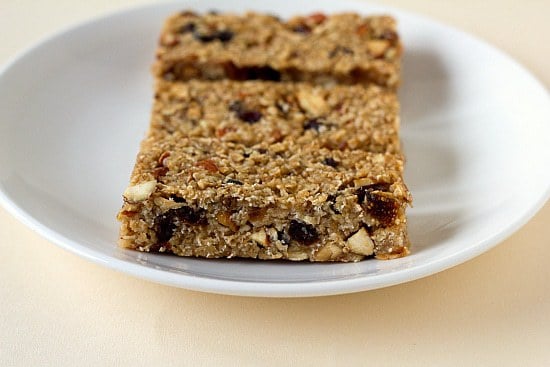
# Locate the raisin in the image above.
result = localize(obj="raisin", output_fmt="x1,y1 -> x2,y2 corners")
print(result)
303,118 -> 321,131
238,110 -> 262,123
155,212 -> 177,243
326,194 -> 341,214
193,32 -> 216,43
229,100 -> 243,112
178,22 -> 196,33
193,29 -> 234,43
174,206 -> 206,225
288,220 -> 319,245
153,166 -> 169,178
292,24 -> 311,34
169,195 -> 185,203
380,30 -> 398,43
226,178 -> 243,185
244,66 -> 281,81
277,230 -> 291,245
229,101 -> 262,123
323,157 -> 338,167
216,30 -> 234,43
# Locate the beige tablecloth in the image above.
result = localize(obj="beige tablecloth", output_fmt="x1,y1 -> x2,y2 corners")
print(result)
1,1 -> 549,365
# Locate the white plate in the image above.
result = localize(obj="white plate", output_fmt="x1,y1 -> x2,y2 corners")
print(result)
0,0 -> 549,297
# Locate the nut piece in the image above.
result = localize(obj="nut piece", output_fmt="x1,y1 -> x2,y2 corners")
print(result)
250,229 -> 268,246
287,246 -> 309,261
315,244 -> 343,261
123,180 -> 157,202
297,90 -> 328,115
366,40 -> 390,58
346,228 -> 374,256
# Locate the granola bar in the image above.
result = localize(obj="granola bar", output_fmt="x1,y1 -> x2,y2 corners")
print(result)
118,133 -> 411,261
152,80 -> 401,153
154,12 -> 402,89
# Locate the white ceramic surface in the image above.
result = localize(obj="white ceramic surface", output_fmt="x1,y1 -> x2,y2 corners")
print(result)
0,0 -> 549,297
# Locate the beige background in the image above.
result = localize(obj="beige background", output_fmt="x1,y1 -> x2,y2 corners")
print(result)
1,1 -> 549,365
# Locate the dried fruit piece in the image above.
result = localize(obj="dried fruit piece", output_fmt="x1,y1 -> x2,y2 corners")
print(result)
291,24 -> 311,34
216,211 -> 238,231
229,101 -> 263,123
153,166 -> 169,178
288,220 -> 319,245
173,206 -> 207,225
238,110 -> 262,123
364,192 -> 399,226
356,184 -> 398,225
193,29 -> 234,43
225,178 -> 243,185
155,213 -> 176,243
243,66 -> 281,81
248,207 -> 267,222
277,230 -> 291,245
154,205 -> 205,243
196,159 -> 218,173
193,31 -> 216,43
157,151 -> 171,166
178,22 -> 196,33
356,183 -> 391,203
322,157 -> 338,167
380,30 -> 398,43
356,23 -> 369,36
303,118 -> 321,131
326,194 -> 341,214
216,30 -> 234,42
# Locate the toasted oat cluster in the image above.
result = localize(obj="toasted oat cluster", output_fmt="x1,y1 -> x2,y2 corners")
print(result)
118,11 -> 411,262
